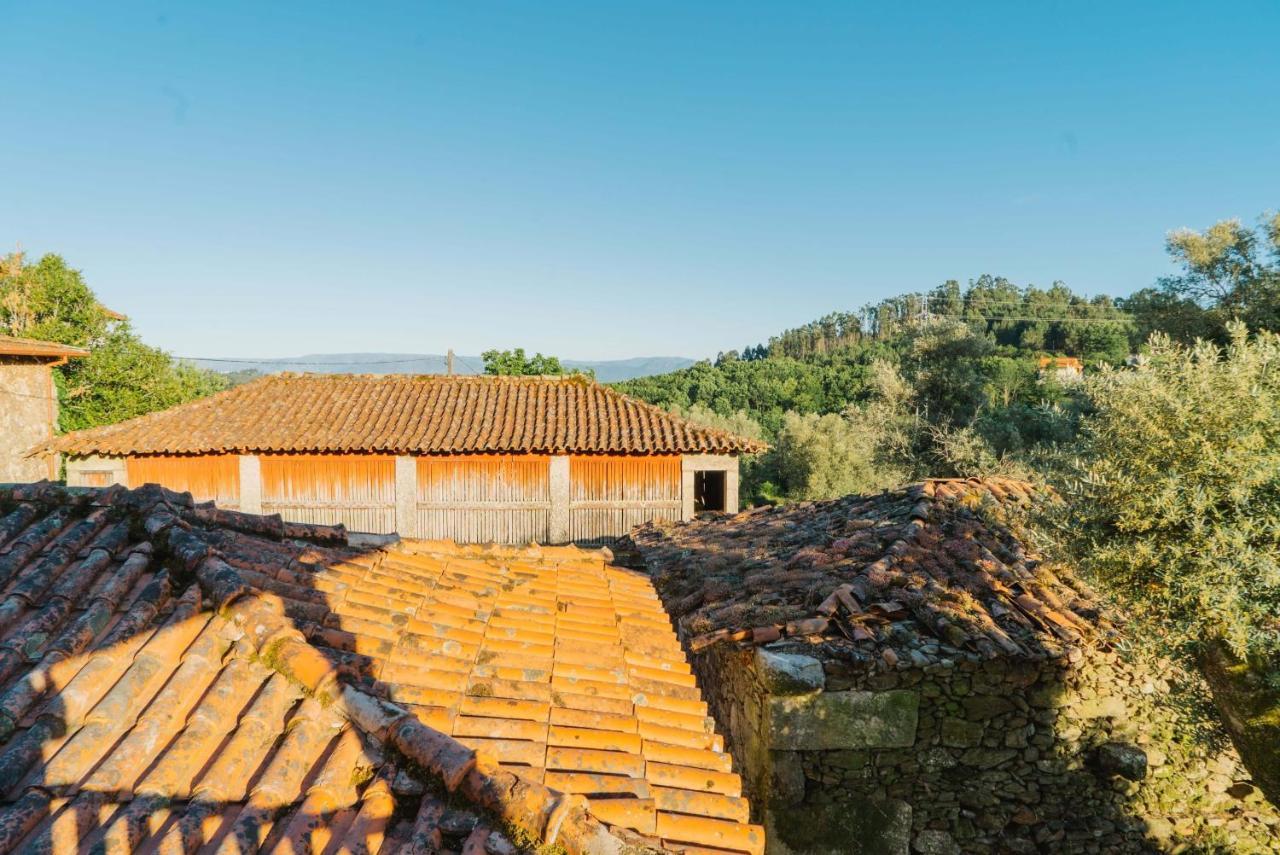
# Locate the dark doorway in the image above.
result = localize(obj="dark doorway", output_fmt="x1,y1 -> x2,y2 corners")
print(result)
694,470 -> 727,513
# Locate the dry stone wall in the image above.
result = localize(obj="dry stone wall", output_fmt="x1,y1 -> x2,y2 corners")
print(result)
692,638 -> 1280,854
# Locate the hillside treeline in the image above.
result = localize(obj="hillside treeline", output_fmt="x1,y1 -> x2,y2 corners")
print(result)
763,276 -> 1132,362
622,209 -> 1280,679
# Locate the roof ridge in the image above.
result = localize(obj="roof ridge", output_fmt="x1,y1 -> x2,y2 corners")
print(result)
39,368 -> 769,457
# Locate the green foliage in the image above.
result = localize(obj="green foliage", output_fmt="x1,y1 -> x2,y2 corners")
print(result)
481,347 -> 583,377
669,403 -> 767,443
616,347 -> 894,437
1134,211 -> 1280,342
768,411 -> 897,501
57,330 -> 229,432
0,251 -> 228,433
1054,323 -> 1280,660
901,319 -> 994,426
621,314 -> 1086,499
766,275 -> 1134,362
0,252 -> 108,346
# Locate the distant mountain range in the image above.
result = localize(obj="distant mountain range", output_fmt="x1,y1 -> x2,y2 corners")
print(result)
190,353 -> 697,383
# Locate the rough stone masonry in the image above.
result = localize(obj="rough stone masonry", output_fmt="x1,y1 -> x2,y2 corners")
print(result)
628,478 -> 1280,854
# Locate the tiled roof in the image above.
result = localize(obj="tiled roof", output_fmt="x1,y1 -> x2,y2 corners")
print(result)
0,335 -> 89,360
41,373 -> 768,457
627,478 -> 1105,662
0,481 -> 763,854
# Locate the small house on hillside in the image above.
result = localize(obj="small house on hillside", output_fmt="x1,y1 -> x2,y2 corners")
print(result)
38,373 -> 765,543
628,478 -> 1279,854
1037,355 -> 1084,382
0,335 -> 87,483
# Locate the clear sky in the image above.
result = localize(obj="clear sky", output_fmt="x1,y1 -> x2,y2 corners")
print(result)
2,2 -> 1277,361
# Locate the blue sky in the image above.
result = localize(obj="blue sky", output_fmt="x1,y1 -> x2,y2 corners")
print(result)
2,2 -> 1277,360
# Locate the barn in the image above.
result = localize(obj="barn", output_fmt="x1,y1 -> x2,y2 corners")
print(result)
41,372 -> 764,543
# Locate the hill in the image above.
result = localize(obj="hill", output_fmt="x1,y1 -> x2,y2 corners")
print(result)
191,353 -> 695,383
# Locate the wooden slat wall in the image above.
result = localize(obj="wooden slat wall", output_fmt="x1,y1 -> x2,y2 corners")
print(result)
416,455 -> 551,544
261,454 -> 395,533
569,455 -> 681,543
127,455 -> 241,508
79,470 -> 116,488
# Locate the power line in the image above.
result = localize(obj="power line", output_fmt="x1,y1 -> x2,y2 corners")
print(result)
927,314 -> 1134,323
0,387 -> 58,403
175,355 -> 454,367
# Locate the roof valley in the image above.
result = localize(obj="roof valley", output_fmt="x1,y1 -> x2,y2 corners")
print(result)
0,482 -> 765,854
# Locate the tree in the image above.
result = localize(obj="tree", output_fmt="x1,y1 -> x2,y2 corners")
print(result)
901,319 -> 993,427
0,251 -> 228,432
0,252 -> 109,346
1156,213 -> 1280,337
769,411 -> 894,501
481,348 -> 578,376
58,330 -> 228,432
1054,323 -> 1280,661
1121,288 -> 1215,346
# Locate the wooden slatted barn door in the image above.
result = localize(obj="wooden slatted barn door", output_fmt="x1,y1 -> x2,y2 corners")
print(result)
569,455 -> 681,544
127,455 -> 241,508
260,454 -> 396,533
416,455 -> 551,544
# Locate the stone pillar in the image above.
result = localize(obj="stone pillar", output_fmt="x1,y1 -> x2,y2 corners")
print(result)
549,455 -> 570,544
681,467 -> 697,521
395,455 -> 417,538
238,454 -> 262,515
725,459 -> 740,512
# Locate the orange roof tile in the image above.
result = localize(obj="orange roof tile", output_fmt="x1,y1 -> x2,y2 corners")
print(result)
0,481 -> 764,854
41,373 -> 767,457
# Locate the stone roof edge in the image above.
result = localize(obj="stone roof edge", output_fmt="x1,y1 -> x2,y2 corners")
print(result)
51,482 -> 657,855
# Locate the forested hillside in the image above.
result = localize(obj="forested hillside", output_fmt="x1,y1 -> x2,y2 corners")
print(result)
616,276 -> 1124,504
622,209 -> 1280,733
616,211 -> 1280,510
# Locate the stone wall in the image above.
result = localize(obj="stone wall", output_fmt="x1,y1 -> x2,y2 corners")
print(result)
691,639 -> 1280,854
0,360 -> 55,483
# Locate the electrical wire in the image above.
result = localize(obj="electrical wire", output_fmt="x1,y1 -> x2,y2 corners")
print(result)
176,355 -> 454,367
0,387 -> 59,402
926,314 -> 1134,323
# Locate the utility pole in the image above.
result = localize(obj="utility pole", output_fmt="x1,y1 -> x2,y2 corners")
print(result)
447,349 -> 455,376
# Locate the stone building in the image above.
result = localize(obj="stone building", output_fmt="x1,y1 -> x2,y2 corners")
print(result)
628,478 -> 1280,854
0,335 -> 87,483
38,372 -> 764,543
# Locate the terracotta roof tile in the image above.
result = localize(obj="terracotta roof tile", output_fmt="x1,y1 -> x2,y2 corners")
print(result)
0,481 -> 763,854
41,373 -> 766,457
629,477 -> 1107,663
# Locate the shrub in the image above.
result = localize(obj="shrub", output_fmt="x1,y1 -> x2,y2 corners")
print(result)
1056,323 -> 1280,659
